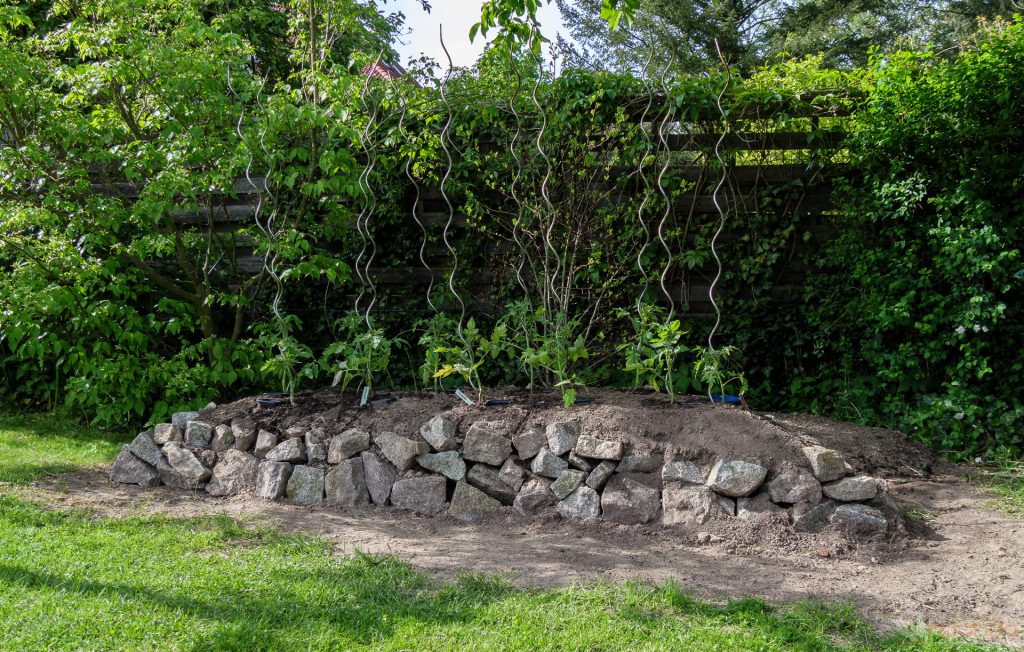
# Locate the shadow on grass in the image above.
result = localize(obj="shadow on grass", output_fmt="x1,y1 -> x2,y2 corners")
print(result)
0,495 -> 1004,651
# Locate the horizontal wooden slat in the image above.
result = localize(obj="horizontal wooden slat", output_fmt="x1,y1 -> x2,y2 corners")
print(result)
601,163 -> 841,185
91,176 -> 267,199
667,131 -> 846,151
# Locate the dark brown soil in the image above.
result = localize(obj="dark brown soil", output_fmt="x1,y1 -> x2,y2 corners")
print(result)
202,387 -> 947,480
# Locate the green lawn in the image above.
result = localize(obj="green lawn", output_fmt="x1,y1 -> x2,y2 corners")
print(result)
981,461 -> 1024,518
0,413 -> 1007,651
0,413 -> 129,483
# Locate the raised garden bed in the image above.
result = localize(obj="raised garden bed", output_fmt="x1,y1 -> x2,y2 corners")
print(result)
109,388 -> 945,539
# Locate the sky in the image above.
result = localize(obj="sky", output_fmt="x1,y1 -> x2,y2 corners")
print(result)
388,0 -> 568,69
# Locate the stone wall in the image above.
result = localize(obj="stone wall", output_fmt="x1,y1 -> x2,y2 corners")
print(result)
109,410 -> 893,536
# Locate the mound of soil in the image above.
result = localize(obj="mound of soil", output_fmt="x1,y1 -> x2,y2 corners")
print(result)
204,386 -> 945,480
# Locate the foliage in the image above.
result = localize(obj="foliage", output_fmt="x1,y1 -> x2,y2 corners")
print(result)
693,345 -> 749,400
0,0 -> 402,425
526,312 -> 589,407
259,330 -> 318,402
797,18 -> 1024,457
430,318 -> 510,401
619,303 -> 689,403
473,0 -> 638,52
2,0 -> 1021,462
553,0 -> 1020,74
415,313 -> 461,391
323,313 -> 403,393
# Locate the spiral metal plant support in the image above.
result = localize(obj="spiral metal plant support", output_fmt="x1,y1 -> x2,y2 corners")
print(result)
707,40 -> 733,400
438,27 -> 468,350
633,42 -> 657,315
389,75 -> 436,315
353,50 -> 386,328
531,39 -> 561,323
227,66 -> 286,330
506,41 -> 533,307
655,53 -> 678,322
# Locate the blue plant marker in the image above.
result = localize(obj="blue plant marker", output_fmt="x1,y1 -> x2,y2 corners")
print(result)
454,388 -> 475,405
359,386 -> 370,407
710,394 -> 743,405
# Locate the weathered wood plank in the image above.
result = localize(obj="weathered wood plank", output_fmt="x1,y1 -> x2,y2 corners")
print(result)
667,131 -> 846,151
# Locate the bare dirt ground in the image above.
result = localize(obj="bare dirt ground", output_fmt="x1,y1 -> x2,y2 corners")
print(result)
32,462 -> 1024,648
17,390 -> 1024,647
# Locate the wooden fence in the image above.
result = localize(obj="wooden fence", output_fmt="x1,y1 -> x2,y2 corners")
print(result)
92,94 -> 852,316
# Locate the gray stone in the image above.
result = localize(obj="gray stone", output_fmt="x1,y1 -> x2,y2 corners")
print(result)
512,428 -> 546,459
254,430 -> 278,458
449,481 -> 502,521
109,445 -> 160,487
601,473 -> 661,524
567,452 -> 593,472
737,492 -> 784,520
574,434 -> 624,461
551,469 -> 586,500
793,499 -> 839,532
462,423 -> 512,466
210,425 -> 235,453
556,486 -> 601,520
822,475 -> 878,502
265,438 -> 305,463
255,461 -> 292,499
802,446 -> 849,482
171,411 -> 200,428
284,426 -> 305,440
376,432 -> 430,471
361,450 -> 398,505
203,401 -> 217,410
184,421 -> 214,447
230,418 -> 258,452
390,476 -> 447,516
865,491 -> 901,522
530,447 -> 569,479
305,429 -> 327,466
766,471 -> 822,505
162,442 -> 211,487
419,416 -> 458,452
153,423 -> 182,446
156,457 -> 191,490
467,464 -> 517,505
417,450 -> 466,481
328,429 -> 371,463
618,449 -> 663,473
662,460 -> 703,485
662,483 -> 731,526
585,460 -> 617,490
194,448 -> 217,469
546,421 -> 580,455
706,460 -> 768,497
306,443 -> 327,466
325,458 -> 369,506
513,477 -> 556,516
831,503 -> 888,534
286,465 -> 324,505
499,458 -> 528,492
206,450 -> 258,496
718,495 -> 737,517
129,431 -> 163,467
